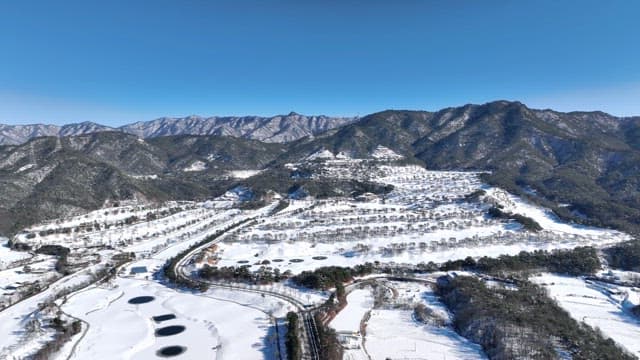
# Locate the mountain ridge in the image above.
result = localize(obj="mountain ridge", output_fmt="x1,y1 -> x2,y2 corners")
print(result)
2,100 -> 640,237
3,101 -> 638,146
0,113 -> 358,145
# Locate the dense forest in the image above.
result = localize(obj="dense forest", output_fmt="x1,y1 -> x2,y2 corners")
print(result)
291,264 -> 374,290
437,276 -> 634,360
605,241 -> 640,271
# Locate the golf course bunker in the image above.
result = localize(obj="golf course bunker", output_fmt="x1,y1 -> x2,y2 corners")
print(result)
157,346 -> 186,357
155,325 -> 186,337
128,296 -> 155,304
153,314 -> 177,323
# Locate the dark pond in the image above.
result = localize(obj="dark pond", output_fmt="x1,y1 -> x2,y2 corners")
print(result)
152,314 -> 177,323
155,325 -> 186,337
128,296 -> 155,304
157,346 -> 186,357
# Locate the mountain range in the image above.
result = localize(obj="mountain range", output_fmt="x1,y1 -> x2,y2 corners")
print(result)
1,100 -> 639,238
0,113 -> 357,145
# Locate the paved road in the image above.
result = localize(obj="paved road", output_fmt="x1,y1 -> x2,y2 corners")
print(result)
173,208 -> 322,360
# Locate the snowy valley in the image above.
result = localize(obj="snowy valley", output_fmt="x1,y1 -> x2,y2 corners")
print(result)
0,147 -> 638,360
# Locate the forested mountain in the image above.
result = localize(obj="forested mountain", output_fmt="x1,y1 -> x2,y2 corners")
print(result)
1,101 -> 639,236
290,101 -> 640,234
0,132 -> 286,233
0,113 -> 356,145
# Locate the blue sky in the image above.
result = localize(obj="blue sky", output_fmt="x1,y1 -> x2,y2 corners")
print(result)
1,1 -> 638,125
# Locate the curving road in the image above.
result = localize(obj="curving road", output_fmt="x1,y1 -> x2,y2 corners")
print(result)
172,205 -> 322,360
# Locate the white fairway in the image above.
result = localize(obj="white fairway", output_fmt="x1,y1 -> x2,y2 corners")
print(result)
61,278 -> 278,360
329,289 -> 374,334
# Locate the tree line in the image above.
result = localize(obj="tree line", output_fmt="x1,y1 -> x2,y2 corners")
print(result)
291,263 -> 375,290
437,275 -> 634,360
440,247 -> 601,276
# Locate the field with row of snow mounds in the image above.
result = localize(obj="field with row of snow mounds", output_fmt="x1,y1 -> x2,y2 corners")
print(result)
209,160 -> 630,276
127,198 -> 280,260
374,165 -> 486,207
15,199 -> 246,258
60,277 -> 282,360
531,273 -> 640,357
20,201 -> 198,234
363,280 -> 487,360
0,202 -> 278,358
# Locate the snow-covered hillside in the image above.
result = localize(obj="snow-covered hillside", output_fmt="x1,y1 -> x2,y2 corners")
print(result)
0,148 -> 635,359
212,157 -> 629,275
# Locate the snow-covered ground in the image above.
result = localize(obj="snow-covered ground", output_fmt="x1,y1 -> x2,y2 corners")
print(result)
364,280 -> 487,360
0,256 -> 56,291
532,273 -> 640,357
18,202 -> 195,235
16,200 -> 242,253
212,161 -> 628,275
228,170 -> 262,179
0,261 -> 108,359
370,145 -> 404,160
1,151 -> 635,359
483,187 -> 625,238
367,309 -> 486,359
329,288 -> 374,360
0,198 -> 279,359
183,160 -> 207,172
61,278 -> 279,360
0,237 -> 32,269
330,288 -> 373,334
57,202 -> 289,360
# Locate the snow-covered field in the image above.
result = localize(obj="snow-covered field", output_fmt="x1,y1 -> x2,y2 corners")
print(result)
0,149 -> 635,359
366,309 -> 486,360
0,256 -> 56,291
0,237 -> 32,269
330,288 -> 373,334
61,278 -> 280,360
0,195 -> 281,359
0,261 -> 108,358
213,158 -> 628,275
18,202 -> 196,234
364,280 -> 486,360
532,273 -> 640,357
329,288 -> 374,360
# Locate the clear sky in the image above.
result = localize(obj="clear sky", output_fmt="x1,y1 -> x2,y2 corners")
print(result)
1,0 -> 638,125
